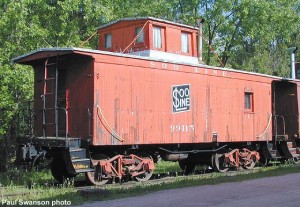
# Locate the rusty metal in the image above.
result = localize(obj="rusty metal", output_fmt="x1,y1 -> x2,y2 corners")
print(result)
224,148 -> 260,170
94,154 -> 154,184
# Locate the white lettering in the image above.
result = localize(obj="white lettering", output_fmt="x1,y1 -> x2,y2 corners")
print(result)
19,199 -> 51,205
162,63 -> 167,69
1,200 -> 17,205
170,125 -> 195,132
170,125 -> 175,132
150,62 -> 155,68
1,199 -> 71,206
52,200 -> 72,206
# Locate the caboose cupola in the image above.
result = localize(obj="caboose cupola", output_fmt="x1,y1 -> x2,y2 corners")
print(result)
97,17 -> 200,64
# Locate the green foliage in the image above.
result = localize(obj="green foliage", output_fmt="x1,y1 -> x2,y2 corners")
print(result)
0,168 -> 53,187
201,0 -> 300,72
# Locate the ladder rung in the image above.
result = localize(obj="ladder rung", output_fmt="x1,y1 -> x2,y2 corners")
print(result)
43,108 -> 55,111
44,123 -> 56,125
45,77 -> 56,80
46,63 -> 57,66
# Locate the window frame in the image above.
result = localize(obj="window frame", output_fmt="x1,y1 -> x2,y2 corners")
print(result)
135,27 -> 144,43
181,32 -> 190,53
244,92 -> 254,112
153,26 -> 162,49
104,33 -> 112,49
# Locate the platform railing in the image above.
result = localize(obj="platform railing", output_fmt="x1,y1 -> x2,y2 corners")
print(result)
273,115 -> 286,141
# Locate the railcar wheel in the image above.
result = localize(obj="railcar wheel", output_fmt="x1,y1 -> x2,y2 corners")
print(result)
135,153 -> 154,182
86,154 -> 111,185
212,153 -> 229,172
178,159 -> 196,175
258,154 -> 270,166
243,156 -> 256,170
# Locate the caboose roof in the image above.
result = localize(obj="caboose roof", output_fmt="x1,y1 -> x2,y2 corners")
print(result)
12,47 -> 291,82
97,17 -> 199,31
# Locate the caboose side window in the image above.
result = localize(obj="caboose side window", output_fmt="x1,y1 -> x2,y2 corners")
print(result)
153,26 -> 162,48
244,92 -> 253,111
105,33 -> 112,48
181,32 -> 189,53
135,27 -> 144,43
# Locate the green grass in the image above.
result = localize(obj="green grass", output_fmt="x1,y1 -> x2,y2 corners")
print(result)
1,163 -> 300,206
154,161 -> 181,173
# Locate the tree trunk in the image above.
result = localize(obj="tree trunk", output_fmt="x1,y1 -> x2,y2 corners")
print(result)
0,137 -> 8,172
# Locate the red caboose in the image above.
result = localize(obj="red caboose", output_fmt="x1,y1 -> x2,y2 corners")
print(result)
13,17 -> 300,184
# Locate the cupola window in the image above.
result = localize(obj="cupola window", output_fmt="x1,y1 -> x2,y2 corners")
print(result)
181,32 -> 190,53
135,27 -> 144,43
105,33 -> 112,48
153,27 -> 162,48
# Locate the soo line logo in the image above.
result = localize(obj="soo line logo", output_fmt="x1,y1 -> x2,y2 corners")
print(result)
172,84 -> 191,113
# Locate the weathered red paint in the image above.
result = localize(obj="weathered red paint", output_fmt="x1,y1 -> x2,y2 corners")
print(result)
91,54 -> 273,145
27,50 -> 275,146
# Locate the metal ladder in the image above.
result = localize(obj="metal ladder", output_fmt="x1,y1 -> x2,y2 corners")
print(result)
42,59 -> 59,139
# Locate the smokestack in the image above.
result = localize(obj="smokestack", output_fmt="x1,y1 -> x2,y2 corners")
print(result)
287,47 -> 297,79
196,18 -> 205,64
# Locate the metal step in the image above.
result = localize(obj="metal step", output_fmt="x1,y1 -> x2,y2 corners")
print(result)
271,156 -> 283,160
268,149 -> 283,160
72,158 -> 91,171
289,148 -> 297,155
72,158 -> 91,163
69,148 -> 86,159
269,150 -> 279,157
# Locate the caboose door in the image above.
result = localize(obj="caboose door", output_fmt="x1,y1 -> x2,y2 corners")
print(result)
272,80 -> 299,142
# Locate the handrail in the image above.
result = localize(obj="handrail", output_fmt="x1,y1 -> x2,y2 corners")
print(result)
96,105 -> 124,142
87,108 -> 92,138
256,113 -> 272,140
273,115 -> 286,141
